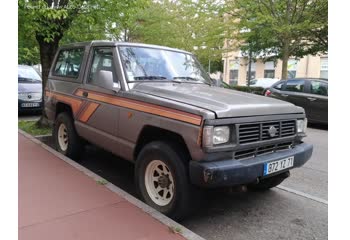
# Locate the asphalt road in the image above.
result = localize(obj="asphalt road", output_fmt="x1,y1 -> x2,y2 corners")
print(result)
37,123 -> 328,240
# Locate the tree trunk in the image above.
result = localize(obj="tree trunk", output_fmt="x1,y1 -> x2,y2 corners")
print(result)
36,37 -> 60,127
281,41 -> 290,80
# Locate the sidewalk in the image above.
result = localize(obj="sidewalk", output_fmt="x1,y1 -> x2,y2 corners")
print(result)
18,132 -> 188,240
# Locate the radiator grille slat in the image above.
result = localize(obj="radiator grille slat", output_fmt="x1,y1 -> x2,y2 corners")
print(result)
238,120 -> 296,144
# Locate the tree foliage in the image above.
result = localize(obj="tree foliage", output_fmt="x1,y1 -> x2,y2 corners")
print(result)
226,0 -> 328,79
129,0 -> 232,73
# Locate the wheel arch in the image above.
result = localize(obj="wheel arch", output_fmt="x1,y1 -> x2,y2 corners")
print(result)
134,125 -> 191,163
55,102 -> 73,119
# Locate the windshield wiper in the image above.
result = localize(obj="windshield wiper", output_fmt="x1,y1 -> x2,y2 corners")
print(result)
173,77 -> 211,86
134,76 -> 167,80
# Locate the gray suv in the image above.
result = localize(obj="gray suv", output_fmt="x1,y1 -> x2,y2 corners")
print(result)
45,41 -> 313,220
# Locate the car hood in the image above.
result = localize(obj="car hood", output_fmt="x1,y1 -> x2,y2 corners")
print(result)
132,82 -> 303,118
18,82 -> 42,93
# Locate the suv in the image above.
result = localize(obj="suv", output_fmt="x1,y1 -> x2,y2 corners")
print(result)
45,41 -> 313,220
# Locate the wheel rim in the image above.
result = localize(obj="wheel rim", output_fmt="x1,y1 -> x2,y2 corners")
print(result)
58,123 -> 68,151
145,160 -> 175,206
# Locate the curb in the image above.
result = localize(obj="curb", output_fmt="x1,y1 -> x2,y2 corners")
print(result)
18,129 -> 205,240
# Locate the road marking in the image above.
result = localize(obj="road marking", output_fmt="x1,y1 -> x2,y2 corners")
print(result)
277,185 -> 328,205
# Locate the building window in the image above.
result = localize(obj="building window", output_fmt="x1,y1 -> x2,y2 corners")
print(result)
229,59 -> 239,85
264,61 -> 275,78
287,59 -> 298,79
320,57 -> 328,79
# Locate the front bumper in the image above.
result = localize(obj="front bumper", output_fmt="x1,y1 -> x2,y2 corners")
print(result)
189,143 -> 313,187
18,100 -> 43,112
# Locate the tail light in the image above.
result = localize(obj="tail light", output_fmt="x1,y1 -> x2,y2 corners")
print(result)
265,89 -> 272,97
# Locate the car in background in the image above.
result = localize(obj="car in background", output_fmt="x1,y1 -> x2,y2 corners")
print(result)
18,65 -> 43,113
265,78 -> 328,124
250,78 -> 280,93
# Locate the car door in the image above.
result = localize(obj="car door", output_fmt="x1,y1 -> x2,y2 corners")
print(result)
77,47 -> 122,151
306,80 -> 328,123
269,81 -> 287,100
282,79 -> 309,114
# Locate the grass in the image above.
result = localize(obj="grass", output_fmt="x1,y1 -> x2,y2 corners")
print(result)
18,121 -> 52,136
169,226 -> 182,234
96,179 -> 108,185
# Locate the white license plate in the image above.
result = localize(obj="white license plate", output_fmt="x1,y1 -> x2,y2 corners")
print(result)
263,156 -> 294,176
21,103 -> 40,108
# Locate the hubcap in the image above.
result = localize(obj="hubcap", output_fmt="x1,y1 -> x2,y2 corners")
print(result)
145,160 -> 175,206
58,123 -> 68,151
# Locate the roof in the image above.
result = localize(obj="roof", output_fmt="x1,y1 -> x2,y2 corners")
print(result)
59,40 -> 192,55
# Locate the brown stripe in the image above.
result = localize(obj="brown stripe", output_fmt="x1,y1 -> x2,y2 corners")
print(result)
45,91 -> 83,116
75,89 -> 202,126
79,102 -> 100,122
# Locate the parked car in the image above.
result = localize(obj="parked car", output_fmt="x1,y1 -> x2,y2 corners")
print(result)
18,65 -> 43,113
265,78 -> 328,124
250,78 -> 280,88
45,41 -> 313,220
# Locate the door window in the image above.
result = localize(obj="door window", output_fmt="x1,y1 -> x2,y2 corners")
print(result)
273,81 -> 284,90
285,80 -> 305,92
310,81 -> 328,96
88,48 -> 118,87
53,48 -> 84,78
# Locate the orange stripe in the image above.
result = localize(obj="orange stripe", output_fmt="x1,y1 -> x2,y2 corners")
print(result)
79,102 -> 100,122
75,89 -> 202,126
45,91 -> 83,116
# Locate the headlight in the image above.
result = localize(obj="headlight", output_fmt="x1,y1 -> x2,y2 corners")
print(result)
297,119 -> 307,133
203,126 -> 230,147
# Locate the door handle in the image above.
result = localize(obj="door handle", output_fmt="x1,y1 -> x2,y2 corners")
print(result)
281,94 -> 289,97
82,91 -> 89,98
307,97 -> 316,101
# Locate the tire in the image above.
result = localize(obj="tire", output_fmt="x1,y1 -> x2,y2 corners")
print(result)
135,141 -> 196,220
53,112 -> 82,160
248,171 -> 289,191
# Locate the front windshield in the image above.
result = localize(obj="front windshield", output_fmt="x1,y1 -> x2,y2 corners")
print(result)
18,66 -> 41,83
119,46 -> 212,85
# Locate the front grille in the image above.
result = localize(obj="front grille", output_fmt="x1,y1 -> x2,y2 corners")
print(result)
238,120 -> 296,144
234,141 -> 293,160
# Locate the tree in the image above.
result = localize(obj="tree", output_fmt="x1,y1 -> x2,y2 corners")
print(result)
129,0 -> 231,73
18,0 -> 146,124
226,0 -> 328,79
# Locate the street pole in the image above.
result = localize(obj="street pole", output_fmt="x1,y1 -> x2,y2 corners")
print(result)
208,59 -> 211,74
247,47 -> 252,87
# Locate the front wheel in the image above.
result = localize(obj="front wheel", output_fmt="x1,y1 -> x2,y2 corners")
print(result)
135,141 -> 195,220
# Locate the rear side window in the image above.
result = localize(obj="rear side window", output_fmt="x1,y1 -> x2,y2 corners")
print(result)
310,81 -> 328,96
53,48 -> 84,78
285,80 -> 305,92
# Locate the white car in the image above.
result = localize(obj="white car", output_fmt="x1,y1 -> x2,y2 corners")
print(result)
250,78 -> 280,88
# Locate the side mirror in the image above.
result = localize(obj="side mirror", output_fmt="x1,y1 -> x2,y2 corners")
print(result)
95,70 -> 120,91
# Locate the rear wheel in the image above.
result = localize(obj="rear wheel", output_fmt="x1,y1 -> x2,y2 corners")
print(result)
53,112 -> 82,159
135,141 -> 196,220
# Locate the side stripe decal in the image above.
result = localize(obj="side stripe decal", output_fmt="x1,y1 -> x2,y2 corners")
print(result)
74,89 -> 202,126
79,102 -> 100,122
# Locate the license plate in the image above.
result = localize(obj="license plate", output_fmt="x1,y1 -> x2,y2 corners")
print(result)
263,156 -> 294,176
21,103 -> 40,108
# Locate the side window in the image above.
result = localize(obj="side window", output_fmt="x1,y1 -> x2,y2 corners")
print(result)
310,81 -> 328,96
285,80 -> 305,92
273,82 -> 284,90
88,48 -> 118,86
53,48 -> 84,78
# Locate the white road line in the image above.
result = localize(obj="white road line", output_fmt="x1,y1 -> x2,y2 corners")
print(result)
277,185 -> 328,205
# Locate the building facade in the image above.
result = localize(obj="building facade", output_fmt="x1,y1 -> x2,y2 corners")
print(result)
222,50 -> 328,86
